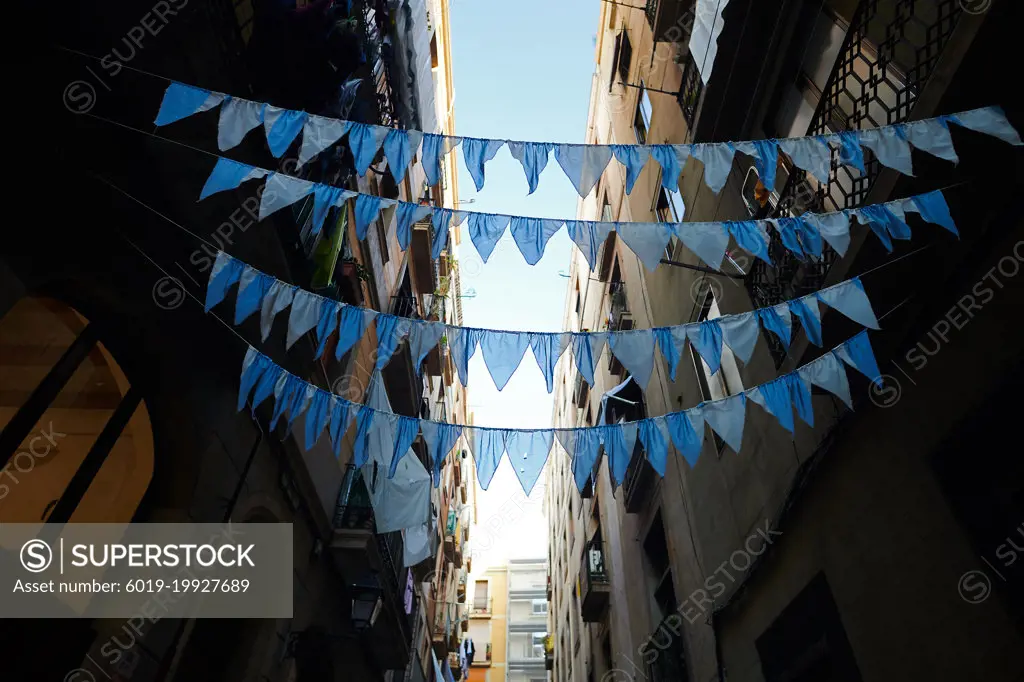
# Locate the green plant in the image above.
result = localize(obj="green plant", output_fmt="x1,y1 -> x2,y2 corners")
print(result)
342,257 -> 371,282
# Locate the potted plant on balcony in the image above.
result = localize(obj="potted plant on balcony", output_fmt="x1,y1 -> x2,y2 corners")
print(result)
341,257 -> 370,282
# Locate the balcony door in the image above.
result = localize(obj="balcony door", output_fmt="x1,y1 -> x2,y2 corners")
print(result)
474,579 -> 489,609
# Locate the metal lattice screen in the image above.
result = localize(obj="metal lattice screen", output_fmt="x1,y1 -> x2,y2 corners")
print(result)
746,0 -> 963,366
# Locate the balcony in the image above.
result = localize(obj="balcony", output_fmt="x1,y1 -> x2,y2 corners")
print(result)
431,601 -> 456,659
623,441 -> 657,514
409,219 -> 436,300
676,51 -> 703,129
354,0 -> 397,127
424,344 -> 444,377
545,634 -> 554,670
607,281 -> 631,331
425,294 -> 447,322
329,465 -> 412,669
646,614 -> 688,682
444,533 -> 456,561
573,372 -> 590,412
391,295 -> 422,319
448,652 -> 463,679
580,539 -> 611,622
745,0 -> 965,349
469,597 -> 493,618
331,466 -> 382,579
472,643 -> 493,666
644,0 -> 695,44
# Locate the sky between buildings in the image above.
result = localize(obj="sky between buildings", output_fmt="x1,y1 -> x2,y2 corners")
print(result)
449,0 -> 599,571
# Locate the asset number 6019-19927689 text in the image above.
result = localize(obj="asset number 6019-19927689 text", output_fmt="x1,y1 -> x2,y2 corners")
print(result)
125,578 -> 250,593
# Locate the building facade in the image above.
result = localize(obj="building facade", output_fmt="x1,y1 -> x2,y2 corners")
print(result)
506,559 -> 550,682
467,564 -> 509,682
547,2 -> 1022,682
4,0 -> 474,680
464,559 -> 550,682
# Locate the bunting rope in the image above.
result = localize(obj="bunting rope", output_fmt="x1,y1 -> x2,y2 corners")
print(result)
202,156 -> 965,271
207,250 -> 883,394
153,81 -> 1023,199
87,171 -> 884,499
74,111 -> 966,273
239,327 -> 883,495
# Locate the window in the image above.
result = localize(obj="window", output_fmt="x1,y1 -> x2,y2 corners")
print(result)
473,580 -> 489,610
532,632 -> 548,658
532,599 -> 548,615
618,30 -> 633,84
601,199 -> 614,223
609,29 -> 633,89
741,167 -> 778,219
643,513 -> 676,623
690,288 -> 744,403
376,218 -> 390,266
634,83 -> 652,144
656,185 -> 686,260
656,186 -> 686,224
689,288 -> 743,454
756,573 -> 863,682
368,177 -> 390,266
763,7 -> 847,139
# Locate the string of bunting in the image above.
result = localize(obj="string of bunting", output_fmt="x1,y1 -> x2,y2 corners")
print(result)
156,81 -> 1022,199
207,251 -> 882,393
238,329 -> 882,496
202,156 -> 962,270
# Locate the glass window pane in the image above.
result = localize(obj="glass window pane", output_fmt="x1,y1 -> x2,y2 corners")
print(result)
668,189 -> 686,222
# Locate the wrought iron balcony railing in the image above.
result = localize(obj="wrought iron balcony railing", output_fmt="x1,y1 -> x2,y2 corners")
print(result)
623,440 -> 657,513
644,0 -> 659,28
609,281 -> 628,319
355,0 -> 398,127
745,0 -> 964,365
469,597 -> 493,617
645,613 -> 689,682
676,52 -> 702,129
391,295 -> 422,319
333,465 -> 412,642
583,538 -> 609,588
